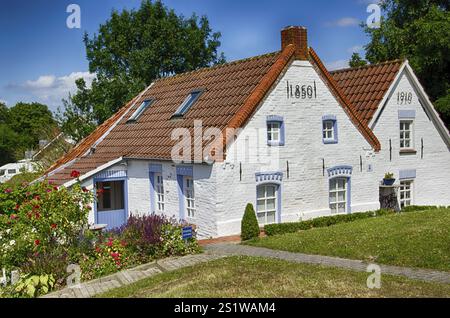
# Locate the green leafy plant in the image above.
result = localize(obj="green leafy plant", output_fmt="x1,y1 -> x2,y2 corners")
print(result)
384,172 -> 394,179
241,203 -> 260,241
13,274 -> 55,298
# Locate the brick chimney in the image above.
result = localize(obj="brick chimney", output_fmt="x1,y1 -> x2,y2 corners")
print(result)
281,26 -> 308,60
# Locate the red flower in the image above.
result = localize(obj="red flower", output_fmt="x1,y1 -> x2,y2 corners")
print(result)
34,239 -> 40,246
106,241 -> 113,247
95,247 -> 101,253
35,212 -> 41,219
10,214 -> 18,220
51,223 -> 57,229
82,187 -> 88,193
96,188 -> 105,196
70,170 -> 81,178
53,186 -> 58,191
34,195 -> 40,201
4,188 -> 12,194
14,204 -> 20,210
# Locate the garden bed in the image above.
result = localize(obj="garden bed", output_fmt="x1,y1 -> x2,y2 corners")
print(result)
0,176 -> 199,298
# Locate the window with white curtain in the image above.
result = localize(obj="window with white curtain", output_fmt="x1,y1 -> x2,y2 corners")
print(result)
399,180 -> 413,208
154,173 -> 165,212
184,176 -> 195,218
329,178 -> 347,214
256,184 -> 277,225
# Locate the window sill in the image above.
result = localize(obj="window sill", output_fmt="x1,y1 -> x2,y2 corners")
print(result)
399,149 -> 417,155
267,141 -> 285,147
323,139 -> 338,144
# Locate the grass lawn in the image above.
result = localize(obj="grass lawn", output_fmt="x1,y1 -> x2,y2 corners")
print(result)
98,256 -> 450,298
246,208 -> 450,271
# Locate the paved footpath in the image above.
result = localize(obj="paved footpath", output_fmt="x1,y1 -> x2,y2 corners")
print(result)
43,243 -> 449,298
42,253 -> 224,298
204,243 -> 450,285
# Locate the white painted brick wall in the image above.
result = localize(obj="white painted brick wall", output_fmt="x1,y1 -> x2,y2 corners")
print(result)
371,71 -> 450,206
215,60 -> 380,237
81,62 -> 450,239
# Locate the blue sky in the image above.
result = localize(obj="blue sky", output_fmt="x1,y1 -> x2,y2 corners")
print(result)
0,0 -> 378,112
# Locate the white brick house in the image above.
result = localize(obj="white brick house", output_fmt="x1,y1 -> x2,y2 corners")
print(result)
44,26 -> 450,238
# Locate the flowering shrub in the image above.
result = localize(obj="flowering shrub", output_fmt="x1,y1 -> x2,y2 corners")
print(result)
80,237 -> 135,281
0,180 -> 93,270
0,175 -> 200,297
110,214 -> 200,262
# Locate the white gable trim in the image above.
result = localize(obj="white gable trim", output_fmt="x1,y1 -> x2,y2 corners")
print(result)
370,61 -> 450,149
369,61 -> 407,129
62,157 -> 124,188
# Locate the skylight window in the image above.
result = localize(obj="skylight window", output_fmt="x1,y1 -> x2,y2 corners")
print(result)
173,90 -> 203,117
127,99 -> 154,123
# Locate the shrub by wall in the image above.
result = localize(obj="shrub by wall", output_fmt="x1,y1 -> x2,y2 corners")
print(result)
241,203 -> 260,241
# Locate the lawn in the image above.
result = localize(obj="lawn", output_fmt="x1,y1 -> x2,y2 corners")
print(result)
246,208 -> 450,271
98,256 -> 450,298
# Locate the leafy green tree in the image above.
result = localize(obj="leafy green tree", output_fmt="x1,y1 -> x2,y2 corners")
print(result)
0,124 -> 18,166
0,102 -> 9,124
349,53 -> 368,68
434,90 -> 450,130
364,1 -> 449,103
7,102 -> 56,152
60,0 -> 225,140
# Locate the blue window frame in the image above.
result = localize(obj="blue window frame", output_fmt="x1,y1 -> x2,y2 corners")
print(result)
327,165 -> 352,214
176,166 -> 194,220
173,90 -> 203,117
266,115 -> 285,146
149,164 -> 164,213
127,99 -> 154,123
322,115 -> 338,144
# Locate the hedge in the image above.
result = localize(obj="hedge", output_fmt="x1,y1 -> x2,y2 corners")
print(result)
264,209 -> 394,236
264,206 -> 448,236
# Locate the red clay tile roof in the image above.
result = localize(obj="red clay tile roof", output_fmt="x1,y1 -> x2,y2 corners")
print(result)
46,49 -> 293,185
45,96 -> 139,175
46,45 -> 383,186
309,48 -> 381,152
331,59 -> 404,124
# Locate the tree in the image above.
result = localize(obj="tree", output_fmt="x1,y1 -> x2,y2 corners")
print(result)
0,102 -> 9,124
349,53 -> 368,68
0,124 -> 18,166
435,90 -> 450,130
364,1 -> 449,103
241,203 -> 260,241
8,102 -> 56,151
59,0 -> 225,140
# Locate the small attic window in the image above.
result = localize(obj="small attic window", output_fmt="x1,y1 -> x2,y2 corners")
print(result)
127,99 -> 154,123
173,90 -> 203,117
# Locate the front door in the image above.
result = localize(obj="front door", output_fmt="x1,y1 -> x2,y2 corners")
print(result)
96,180 -> 126,230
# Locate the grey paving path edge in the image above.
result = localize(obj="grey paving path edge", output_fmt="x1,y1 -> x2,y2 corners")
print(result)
43,243 -> 450,298
204,243 -> 450,285
42,253 -> 224,298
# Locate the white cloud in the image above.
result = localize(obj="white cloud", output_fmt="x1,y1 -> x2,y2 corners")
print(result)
7,71 -> 95,110
347,45 -> 364,54
326,59 -> 349,71
326,17 -> 360,27
0,99 -> 7,105
24,75 -> 56,89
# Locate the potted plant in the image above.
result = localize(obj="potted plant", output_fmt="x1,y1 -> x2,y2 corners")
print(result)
383,172 -> 396,186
